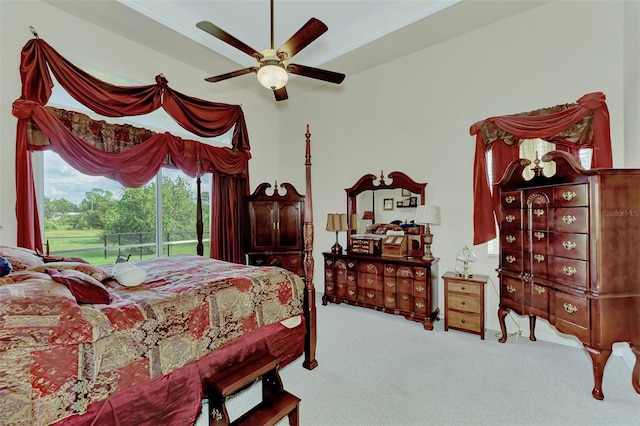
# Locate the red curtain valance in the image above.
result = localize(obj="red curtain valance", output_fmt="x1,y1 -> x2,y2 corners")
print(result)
469,92 -> 612,245
13,38 -> 251,260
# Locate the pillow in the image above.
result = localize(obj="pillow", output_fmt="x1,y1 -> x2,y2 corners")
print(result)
0,245 -> 44,271
35,248 -> 89,264
0,256 -> 12,276
111,262 -> 147,287
28,261 -> 110,281
45,268 -> 111,304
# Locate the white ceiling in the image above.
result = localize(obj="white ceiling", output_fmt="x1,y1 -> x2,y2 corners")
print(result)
43,0 -> 548,101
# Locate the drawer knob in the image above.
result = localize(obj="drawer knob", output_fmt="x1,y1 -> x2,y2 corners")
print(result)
386,266 -> 394,273
505,215 -> 516,223
348,290 -> 355,296
326,259 -> 333,265
534,232 -> 545,240
562,241 -> 577,250
562,191 -> 577,201
327,272 -> 333,278
505,235 -> 516,243
348,276 -> 355,282
563,303 -> 578,314
255,259 -> 264,265
506,285 -> 516,294
534,254 -> 545,263
461,319 -> 466,324
416,270 -> 425,278
348,261 -> 355,268
505,195 -> 516,204
562,215 -> 577,225
326,285 -> 333,291
534,285 -> 545,294
386,296 -> 395,303
562,266 -> 577,276
366,292 -> 374,299
461,301 -> 466,305
534,209 -> 545,217
402,295 -> 409,301
290,258 -> 298,264
386,281 -> 395,288
415,302 -> 425,309
367,264 -> 375,271
506,255 -> 516,264
416,285 -> 425,292
367,278 -> 374,284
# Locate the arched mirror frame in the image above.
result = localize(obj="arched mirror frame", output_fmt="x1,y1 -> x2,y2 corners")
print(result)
345,171 -> 427,246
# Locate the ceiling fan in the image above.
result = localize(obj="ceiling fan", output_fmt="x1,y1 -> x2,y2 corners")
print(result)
196,0 -> 345,101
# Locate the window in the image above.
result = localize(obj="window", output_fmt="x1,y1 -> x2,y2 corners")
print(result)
486,139 -> 592,256
41,150 -> 210,265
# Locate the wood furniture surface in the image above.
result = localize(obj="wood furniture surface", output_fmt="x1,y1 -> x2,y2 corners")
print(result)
206,352 -> 300,426
496,150 -> 640,400
247,181 -> 305,277
322,252 -> 439,330
443,271 -> 488,339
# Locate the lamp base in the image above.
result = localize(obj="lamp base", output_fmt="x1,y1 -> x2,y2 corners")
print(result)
331,242 -> 343,255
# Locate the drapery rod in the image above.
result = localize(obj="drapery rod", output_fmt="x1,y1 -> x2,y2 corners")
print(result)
30,26 -> 39,39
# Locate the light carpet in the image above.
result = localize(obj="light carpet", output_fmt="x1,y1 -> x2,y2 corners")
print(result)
221,299 -> 639,425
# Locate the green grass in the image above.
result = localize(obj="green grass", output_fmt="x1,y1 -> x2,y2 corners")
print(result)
45,229 -> 209,266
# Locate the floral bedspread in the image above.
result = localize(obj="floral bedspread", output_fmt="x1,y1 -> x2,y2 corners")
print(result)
0,255 -> 305,426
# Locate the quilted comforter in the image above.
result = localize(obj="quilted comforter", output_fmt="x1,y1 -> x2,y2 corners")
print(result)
0,255 -> 305,425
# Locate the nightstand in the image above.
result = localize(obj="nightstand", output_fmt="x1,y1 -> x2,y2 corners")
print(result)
443,271 -> 489,340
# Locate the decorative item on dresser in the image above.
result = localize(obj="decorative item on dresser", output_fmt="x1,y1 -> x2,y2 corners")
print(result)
326,213 -> 349,254
322,171 -> 440,330
246,181 -> 305,276
414,204 -> 441,261
443,271 -> 488,340
496,150 -> 640,400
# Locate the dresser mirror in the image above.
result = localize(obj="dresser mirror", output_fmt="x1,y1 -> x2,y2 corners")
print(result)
346,171 -> 427,256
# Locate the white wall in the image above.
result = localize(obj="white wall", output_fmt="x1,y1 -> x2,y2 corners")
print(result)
280,0 -> 630,347
0,1 -> 636,351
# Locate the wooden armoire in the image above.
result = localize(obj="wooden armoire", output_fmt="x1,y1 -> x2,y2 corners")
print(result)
246,182 -> 305,277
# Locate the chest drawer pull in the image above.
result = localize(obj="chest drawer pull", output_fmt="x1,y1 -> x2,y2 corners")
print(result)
505,255 -> 516,264
506,235 -> 516,243
563,303 -> 578,313
562,215 -> 577,225
348,289 -> 355,296
415,285 -> 425,292
505,195 -> 516,204
505,215 -> 516,223
326,285 -> 333,291
534,209 -> 545,217
367,278 -> 374,284
347,261 -> 355,268
416,270 -> 425,278
366,292 -> 374,299
402,295 -> 409,301
562,191 -> 577,201
386,296 -> 395,303
534,285 -> 545,294
415,302 -> 425,309
326,259 -> 333,266
562,241 -> 577,250
386,266 -> 394,273
326,272 -> 333,278
534,254 -> 545,263
506,285 -> 516,294
386,281 -> 395,288
366,264 -> 375,271
348,275 -> 355,282
534,232 -> 545,240
290,258 -> 298,264
255,259 -> 264,265
562,266 -> 577,276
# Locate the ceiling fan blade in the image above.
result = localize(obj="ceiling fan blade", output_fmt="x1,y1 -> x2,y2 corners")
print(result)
287,63 -> 345,84
276,18 -> 328,60
196,20 -> 263,59
204,67 -> 258,83
273,86 -> 288,101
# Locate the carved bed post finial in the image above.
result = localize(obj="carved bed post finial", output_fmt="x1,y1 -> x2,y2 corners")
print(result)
303,123 -> 318,370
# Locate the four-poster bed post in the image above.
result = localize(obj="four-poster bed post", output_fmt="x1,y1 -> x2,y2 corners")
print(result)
303,124 -> 318,369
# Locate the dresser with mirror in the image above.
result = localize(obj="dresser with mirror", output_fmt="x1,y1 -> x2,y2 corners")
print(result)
322,171 -> 440,330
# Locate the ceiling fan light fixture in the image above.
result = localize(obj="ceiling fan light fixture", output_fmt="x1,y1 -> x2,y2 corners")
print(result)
257,63 -> 288,90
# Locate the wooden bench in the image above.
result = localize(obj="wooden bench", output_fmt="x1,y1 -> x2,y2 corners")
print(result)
207,353 -> 300,426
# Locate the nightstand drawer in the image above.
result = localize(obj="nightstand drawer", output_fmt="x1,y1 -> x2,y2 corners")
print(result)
447,280 -> 481,296
447,293 -> 481,313
447,310 -> 481,333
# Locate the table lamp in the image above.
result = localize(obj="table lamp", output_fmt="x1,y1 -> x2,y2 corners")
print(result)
326,213 -> 349,254
414,205 -> 441,261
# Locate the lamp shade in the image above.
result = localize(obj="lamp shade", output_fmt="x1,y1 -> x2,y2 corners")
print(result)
361,210 -> 374,220
257,63 -> 288,90
414,205 -> 441,225
326,213 -> 348,232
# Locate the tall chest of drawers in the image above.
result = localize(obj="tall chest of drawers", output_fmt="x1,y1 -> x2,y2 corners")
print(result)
322,252 -> 439,330
496,151 -> 640,400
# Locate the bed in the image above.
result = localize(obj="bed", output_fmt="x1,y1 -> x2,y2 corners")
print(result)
0,246 -> 313,425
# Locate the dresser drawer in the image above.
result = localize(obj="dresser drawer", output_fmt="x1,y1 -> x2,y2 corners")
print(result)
448,293 -> 481,313
501,249 -> 524,272
553,184 -> 588,207
554,292 -> 590,342
501,276 -> 524,312
447,310 -> 481,333
528,283 -> 549,318
359,272 -> 382,290
397,293 -> 413,311
414,296 -> 427,314
501,229 -> 524,251
500,209 -> 523,231
414,281 -> 427,297
552,208 -> 588,233
384,293 -> 396,309
501,191 -> 522,209
358,288 -> 382,305
358,261 -> 383,275
549,256 -> 588,289
549,232 -> 588,260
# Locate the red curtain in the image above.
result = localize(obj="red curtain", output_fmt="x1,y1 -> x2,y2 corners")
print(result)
469,92 -> 612,245
14,38 -> 250,261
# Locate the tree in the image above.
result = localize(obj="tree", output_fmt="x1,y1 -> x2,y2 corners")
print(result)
78,188 -> 117,229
